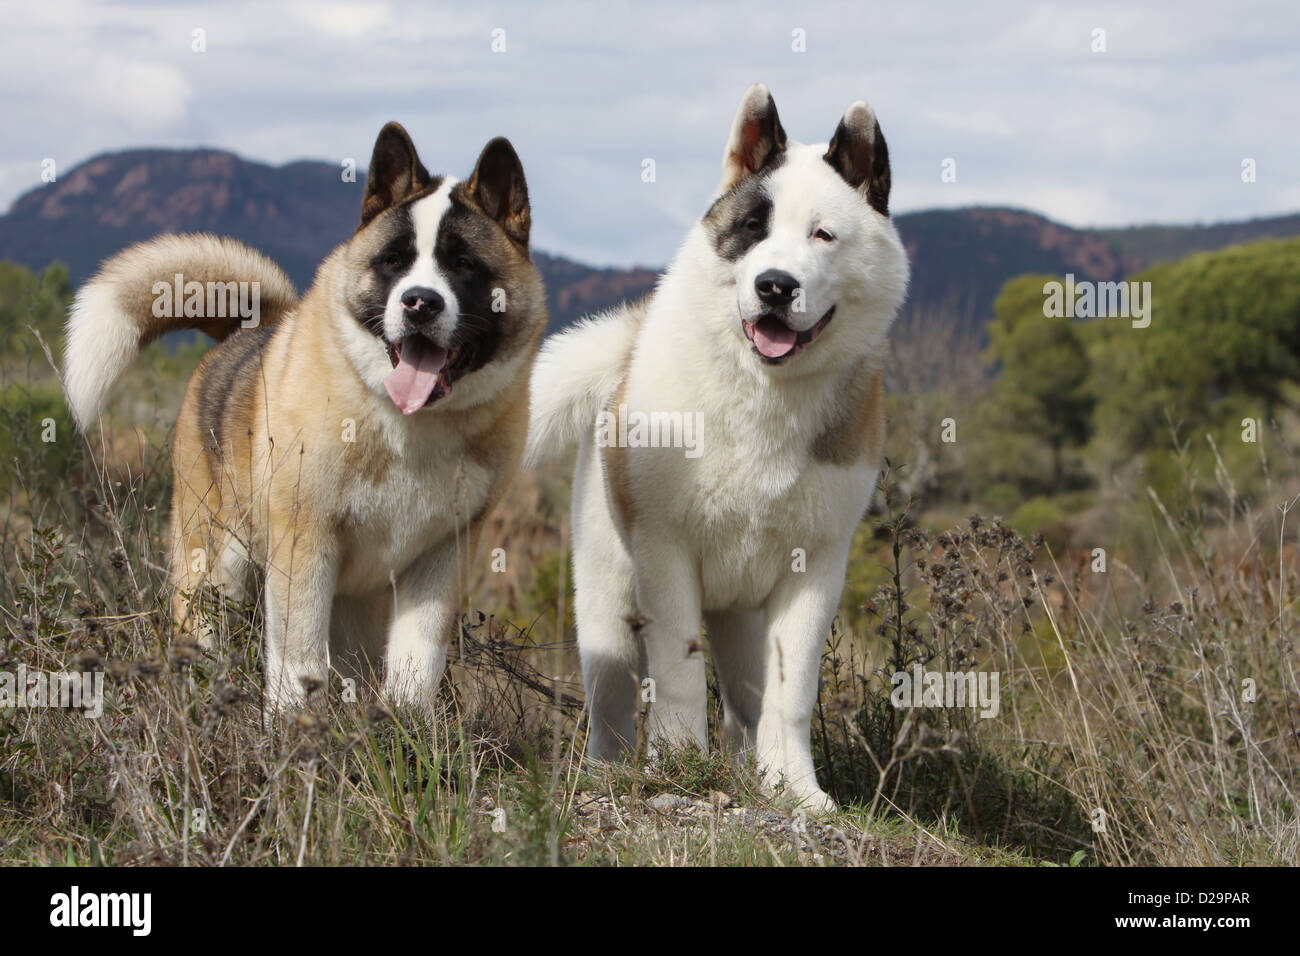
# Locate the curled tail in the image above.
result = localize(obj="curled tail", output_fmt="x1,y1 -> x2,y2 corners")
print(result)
523,301 -> 645,469
63,233 -> 297,430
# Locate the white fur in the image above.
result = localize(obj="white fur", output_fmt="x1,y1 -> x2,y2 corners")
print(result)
332,291 -> 398,398
338,177 -> 519,415
63,233 -> 298,431
334,400 -> 493,595
344,406 -> 490,710
529,98 -> 909,812
63,281 -> 140,430
383,179 -> 461,346
260,366 -> 495,717
523,307 -> 644,468
382,545 -> 459,707
736,150 -> 896,335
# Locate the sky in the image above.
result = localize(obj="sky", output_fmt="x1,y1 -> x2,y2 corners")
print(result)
2,0 -> 1298,267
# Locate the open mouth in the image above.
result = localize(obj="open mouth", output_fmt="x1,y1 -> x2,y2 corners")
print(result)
383,335 -> 471,414
741,306 -> 836,364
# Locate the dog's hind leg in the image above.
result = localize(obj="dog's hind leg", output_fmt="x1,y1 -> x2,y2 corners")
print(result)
574,542 -> 641,762
705,609 -> 766,753
572,437 -> 642,763
167,450 -> 253,651
168,453 -> 227,648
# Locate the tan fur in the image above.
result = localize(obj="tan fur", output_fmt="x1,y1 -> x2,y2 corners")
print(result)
102,234 -> 296,344
67,127 -> 547,715
810,362 -> 886,466
62,234 -> 298,432
168,250 -> 542,661
596,300 -> 647,538
602,377 -> 637,538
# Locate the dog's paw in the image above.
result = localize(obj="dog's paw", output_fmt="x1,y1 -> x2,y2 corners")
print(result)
770,782 -> 838,817
793,788 -> 838,817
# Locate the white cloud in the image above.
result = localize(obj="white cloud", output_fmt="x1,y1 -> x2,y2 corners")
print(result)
287,1 -> 395,39
0,0 -> 1296,265
85,59 -> 192,130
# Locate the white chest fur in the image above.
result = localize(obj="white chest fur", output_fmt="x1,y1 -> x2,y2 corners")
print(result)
334,413 -> 492,594
624,328 -> 875,612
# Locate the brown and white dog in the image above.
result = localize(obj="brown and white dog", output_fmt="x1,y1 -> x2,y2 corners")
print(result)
63,123 -> 546,715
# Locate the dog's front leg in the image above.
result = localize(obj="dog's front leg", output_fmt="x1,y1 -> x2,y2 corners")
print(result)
383,546 -> 458,710
634,535 -> 707,751
756,541 -> 851,814
262,529 -> 338,719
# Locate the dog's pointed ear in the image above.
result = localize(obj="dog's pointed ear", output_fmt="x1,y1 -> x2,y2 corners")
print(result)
467,137 -> 531,247
718,83 -> 788,192
824,101 -> 891,216
361,122 -> 431,225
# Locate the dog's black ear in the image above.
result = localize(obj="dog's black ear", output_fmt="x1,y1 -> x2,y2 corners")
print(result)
824,101 -> 891,215
467,137 -> 531,248
718,83 -> 788,192
361,122 -> 431,225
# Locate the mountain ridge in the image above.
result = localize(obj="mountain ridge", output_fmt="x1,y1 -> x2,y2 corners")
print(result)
4,147 -> 1298,336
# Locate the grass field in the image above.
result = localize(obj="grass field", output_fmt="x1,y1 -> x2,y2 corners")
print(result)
2,355 -> 1297,867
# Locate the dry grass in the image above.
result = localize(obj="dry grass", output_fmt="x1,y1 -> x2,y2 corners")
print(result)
1,369 -> 1297,866
812,455 -> 1299,865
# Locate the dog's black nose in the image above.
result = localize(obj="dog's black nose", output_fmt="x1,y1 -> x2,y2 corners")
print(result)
401,286 -> 445,320
755,269 -> 800,306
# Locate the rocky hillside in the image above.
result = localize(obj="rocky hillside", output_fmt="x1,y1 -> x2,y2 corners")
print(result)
2,147 -> 1297,338
0,149 -> 657,336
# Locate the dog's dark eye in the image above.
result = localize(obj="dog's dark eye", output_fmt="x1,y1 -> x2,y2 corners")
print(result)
813,227 -> 836,242
744,217 -> 763,233
378,251 -> 404,271
455,254 -> 475,272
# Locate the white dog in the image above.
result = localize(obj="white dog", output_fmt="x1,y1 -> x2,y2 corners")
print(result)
526,84 -> 909,811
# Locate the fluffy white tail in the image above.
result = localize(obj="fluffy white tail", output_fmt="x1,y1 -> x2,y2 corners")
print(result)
524,303 -> 644,468
63,233 -> 297,431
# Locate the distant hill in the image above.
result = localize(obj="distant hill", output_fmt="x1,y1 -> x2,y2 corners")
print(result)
1094,214 -> 1300,264
2,147 -> 1297,338
0,150 -> 353,297
894,207 -> 1145,326
0,149 -> 658,337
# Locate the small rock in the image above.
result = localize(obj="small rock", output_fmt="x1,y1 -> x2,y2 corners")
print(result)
647,793 -> 691,811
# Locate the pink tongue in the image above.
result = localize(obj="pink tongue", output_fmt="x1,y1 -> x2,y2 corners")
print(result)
751,318 -> 797,358
384,337 -> 448,414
